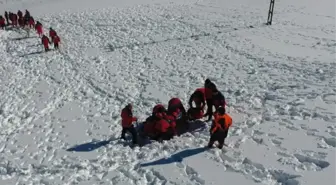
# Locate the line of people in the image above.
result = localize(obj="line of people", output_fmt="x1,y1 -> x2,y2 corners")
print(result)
0,9 -> 61,52
120,79 -> 233,149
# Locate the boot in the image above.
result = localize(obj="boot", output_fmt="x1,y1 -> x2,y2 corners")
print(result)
207,141 -> 214,148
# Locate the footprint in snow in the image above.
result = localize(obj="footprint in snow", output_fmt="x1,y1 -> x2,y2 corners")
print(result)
293,153 -> 330,170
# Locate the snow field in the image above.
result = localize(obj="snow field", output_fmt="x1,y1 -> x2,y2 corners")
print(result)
0,0 -> 335,184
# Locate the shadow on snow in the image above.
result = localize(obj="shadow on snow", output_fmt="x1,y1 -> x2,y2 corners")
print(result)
66,140 -> 111,152
140,147 -> 207,167
11,36 -> 38,41
66,120 -> 208,152
19,49 -> 55,57
19,50 -> 44,57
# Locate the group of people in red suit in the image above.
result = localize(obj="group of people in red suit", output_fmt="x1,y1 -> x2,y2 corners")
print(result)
0,9 -> 60,52
120,79 -> 233,148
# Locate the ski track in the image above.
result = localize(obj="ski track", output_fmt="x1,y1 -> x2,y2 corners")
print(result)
0,0 -> 335,184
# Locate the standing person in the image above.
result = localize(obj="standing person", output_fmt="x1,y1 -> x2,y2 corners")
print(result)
28,16 -> 35,28
212,88 -> 226,113
4,11 -> 9,26
17,10 -> 23,19
24,10 -> 30,25
0,16 -> 5,29
24,9 -> 30,18
53,34 -> 60,49
203,79 -> 216,121
208,106 -> 232,149
120,104 -> 138,145
18,16 -> 24,28
41,35 -> 51,52
10,13 -> 18,27
35,21 -> 43,37
49,27 -> 57,42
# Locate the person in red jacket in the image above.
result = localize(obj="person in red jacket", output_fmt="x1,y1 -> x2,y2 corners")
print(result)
155,117 -> 174,141
164,112 -> 177,136
49,27 -> 57,42
167,97 -> 188,133
18,17 -> 24,28
168,98 -> 186,118
120,104 -> 138,145
28,16 -> 35,28
35,21 -> 43,37
203,79 -> 216,121
143,104 -> 167,140
143,115 -> 157,140
10,13 -> 17,27
53,34 -> 60,49
41,35 -> 51,52
0,16 -> 5,29
188,88 -> 206,120
145,104 -> 173,141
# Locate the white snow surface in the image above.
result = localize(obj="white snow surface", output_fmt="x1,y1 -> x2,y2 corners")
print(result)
0,0 -> 335,184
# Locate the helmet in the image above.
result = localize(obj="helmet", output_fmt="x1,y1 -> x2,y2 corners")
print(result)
152,104 -> 165,114
126,103 -> 132,110
205,78 -> 211,86
217,106 -> 225,115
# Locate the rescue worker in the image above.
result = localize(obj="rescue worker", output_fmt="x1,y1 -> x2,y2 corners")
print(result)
208,106 -> 232,149
4,11 -> 9,25
24,10 -> 30,25
150,104 -> 175,141
49,27 -> 57,42
203,79 -> 217,121
188,88 -> 206,120
155,115 -> 174,142
17,10 -> 23,19
168,98 -> 186,117
164,111 -> 177,136
143,115 -> 158,140
142,104 -> 166,139
28,16 -> 35,28
35,21 -> 43,37
212,88 -> 226,112
41,35 -> 51,52
18,16 -> 24,28
10,13 -> 18,27
168,97 -> 187,134
120,104 -> 138,145
53,34 -> 60,49
0,16 -> 5,29
24,10 -> 30,19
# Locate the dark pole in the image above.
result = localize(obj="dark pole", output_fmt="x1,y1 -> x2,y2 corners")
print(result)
267,0 -> 275,25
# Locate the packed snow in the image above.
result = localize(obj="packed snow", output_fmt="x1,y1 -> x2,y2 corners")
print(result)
0,0 -> 335,184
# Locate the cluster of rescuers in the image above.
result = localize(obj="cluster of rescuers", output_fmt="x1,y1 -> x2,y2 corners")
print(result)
0,10 -> 61,52
120,79 -> 233,149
